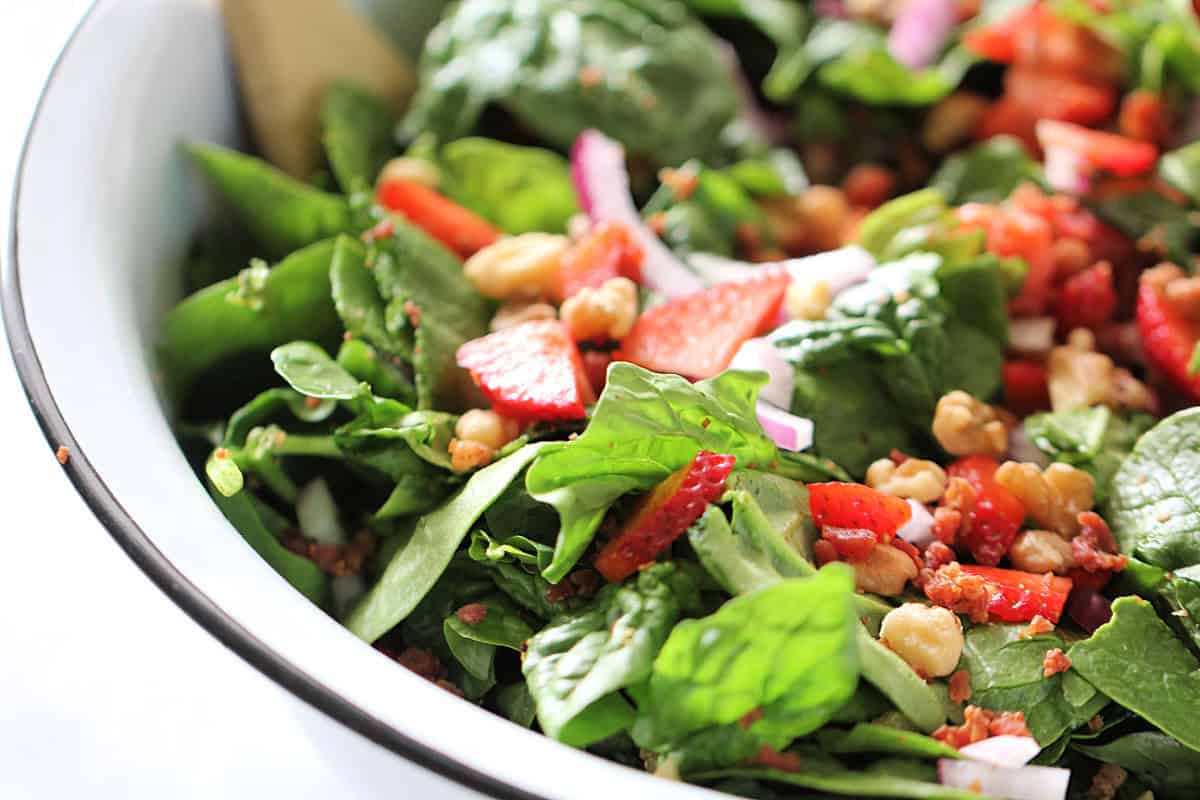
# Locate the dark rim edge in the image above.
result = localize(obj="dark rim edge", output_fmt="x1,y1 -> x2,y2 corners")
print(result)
1,5 -> 547,799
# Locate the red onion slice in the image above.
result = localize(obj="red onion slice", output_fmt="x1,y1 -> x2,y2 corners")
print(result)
938,759 -> 1069,800
687,246 -> 876,295
757,401 -> 814,452
570,130 -> 704,299
1067,589 -> 1112,634
958,735 -> 1042,768
730,338 -> 796,409
888,0 -> 957,71
1043,145 -> 1092,196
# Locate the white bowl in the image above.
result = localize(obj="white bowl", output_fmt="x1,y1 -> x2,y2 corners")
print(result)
4,2 -> 728,798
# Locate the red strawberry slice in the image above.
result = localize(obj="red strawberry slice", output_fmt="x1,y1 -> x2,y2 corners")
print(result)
594,450 -> 735,583
947,456 -> 1026,567
552,221 -> 643,303
958,565 -> 1073,624
1001,360 -> 1050,416
456,320 -> 594,422
376,179 -> 500,258
808,483 -> 912,542
1137,275 -> 1200,403
616,272 -> 790,380
1037,120 -> 1159,178
1055,261 -> 1117,332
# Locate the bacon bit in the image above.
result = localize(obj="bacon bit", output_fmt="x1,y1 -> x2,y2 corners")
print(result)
435,678 -> 465,697
949,670 -> 972,704
923,562 -> 992,623
1155,511 -> 1172,523
932,508 -> 963,546
213,447 -> 231,460
735,222 -> 762,255
745,745 -> 802,773
739,708 -> 764,730
389,646 -> 444,681
658,167 -> 699,201
813,538 -> 838,566
924,541 -> 957,572
544,580 -> 574,604
304,396 -> 323,410
1043,647 -> 1072,677
342,331 -> 354,342
578,65 -> 604,88
1072,511 -> 1128,574
282,530 -> 377,577
1087,714 -> 1104,733
456,603 -> 489,625
933,705 -> 1032,748
404,300 -> 422,328
892,537 -> 924,570
55,445 -> 69,465
568,568 -> 601,599
1088,762 -> 1128,800
1019,614 -> 1055,639
646,212 -> 668,236
361,217 -> 395,243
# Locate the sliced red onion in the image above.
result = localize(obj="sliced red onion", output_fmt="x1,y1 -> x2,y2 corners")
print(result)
570,130 -> 704,299
1043,145 -> 1092,195
717,41 -> 789,146
1007,424 -> 1050,469
757,401 -> 814,452
958,736 -> 1042,769
687,252 -> 767,285
1008,316 -> 1056,357
1067,589 -> 1112,634
784,245 -> 877,295
938,759 -> 1069,800
730,338 -> 795,409
888,0 -> 957,71
896,499 -> 935,549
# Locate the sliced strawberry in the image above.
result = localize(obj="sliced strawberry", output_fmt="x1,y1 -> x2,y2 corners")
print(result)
1137,275 -> 1200,403
988,207 -> 1056,315
581,349 -> 613,396
973,97 -> 1038,152
616,272 -> 789,380
552,221 -> 643,303
1002,360 -> 1050,416
376,179 -> 500,258
1036,120 -> 1159,178
594,450 -> 735,582
962,2 -> 1039,63
1007,68 -> 1116,127
808,483 -> 912,543
1056,261 -> 1117,332
456,320 -> 594,422
958,565 -> 1073,624
1119,89 -> 1171,145
946,456 -> 1026,567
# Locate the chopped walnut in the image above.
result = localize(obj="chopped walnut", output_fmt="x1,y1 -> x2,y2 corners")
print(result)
376,156 -> 441,189
1009,529 -> 1074,574
560,276 -> 638,341
850,542 -> 919,596
879,603 -> 964,678
463,233 -> 569,300
448,437 -> 494,472
867,457 -> 948,503
932,390 -> 1008,458
1047,328 -> 1153,413
923,562 -> 991,623
785,279 -> 833,321
490,299 -> 557,331
932,705 -> 1032,748
994,461 -> 1095,536
922,92 -> 989,153
455,409 -> 520,451
1088,763 -> 1128,800
949,669 -> 972,703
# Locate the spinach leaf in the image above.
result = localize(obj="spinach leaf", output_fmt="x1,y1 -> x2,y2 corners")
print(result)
271,341 -> 365,400
1025,407 -> 1153,504
1161,564 -> 1200,650
329,235 -> 411,359
1089,190 -> 1200,269
336,338 -> 416,405
1074,732 -> 1200,795
941,319 -> 1004,401
818,46 -> 975,107
184,142 -> 358,259
1160,140 -> 1200,206
443,596 -> 533,684
726,470 -> 815,561
857,628 -> 947,734
320,81 -> 398,194
495,682 -> 538,728
688,494 -> 814,597
207,483 -> 328,607
468,530 -> 554,573
222,387 -> 337,446
523,562 -> 700,746
438,138 -> 579,235
819,723 -> 962,760
699,758 -> 981,799
857,189 -> 949,260
642,161 -> 765,258
931,136 -> 1045,205
403,0 -> 743,167
632,565 -> 859,768
1069,596 -> 1200,752
680,0 -> 809,102
160,239 -> 343,398
1106,408 -> 1200,570
936,257 -> 1010,348
345,443 -> 547,642
526,364 -> 782,583
959,622 -> 1106,745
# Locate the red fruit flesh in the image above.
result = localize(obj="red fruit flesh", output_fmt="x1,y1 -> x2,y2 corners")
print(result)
376,179 -> 500,258
456,320 -> 594,422
595,451 -> 735,583
616,272 -> 790,380
959,565 -> 1073,624
1037,120 -> 1159,178
1056,261 -> 1117,331
946,456 -> 1026,567
808,483 -> 912,542
552,221 -> 643,303
1002,360 -> 1050,416
822,527 -> 879,561
1137,280 -> 1200,403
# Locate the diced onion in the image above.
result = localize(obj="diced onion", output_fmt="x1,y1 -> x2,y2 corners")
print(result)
896,499 -> 935,549
888,0 -> 957,71
570,130 -> 704,299
757,402 -> 814,452
1008,316 -> 1056,356
938,759 -> 1069,800
297,477 -> 346,545
958,736 -> 1042,769
730,338 -> 795,409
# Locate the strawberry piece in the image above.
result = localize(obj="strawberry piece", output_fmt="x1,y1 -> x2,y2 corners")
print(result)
456,320 -> 594,422
962,2 -> 1039,63
581,350 -> 613,396
946,456 -> 1026,567
987,206 -> 1056,315
1056,261 -> 1117,331
1002,360 -> 1050,416
973,97 -> 1038,153
1007,68 -> 1116,127
1037,120 -> 1159,178
1119,89 -> 1171,145
616,272 -> 790,380
552,221 -> 643,303
1137,276 -> 1200,403
808,483 -> 912,542
594,451 -> 735,582
376,179 -> 500,258
958,565 -> 1073,624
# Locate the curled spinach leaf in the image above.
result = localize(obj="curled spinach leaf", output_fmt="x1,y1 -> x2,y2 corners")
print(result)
320,81 -> 398,194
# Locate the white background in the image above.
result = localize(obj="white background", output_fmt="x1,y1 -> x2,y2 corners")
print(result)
0,3 -> 481,797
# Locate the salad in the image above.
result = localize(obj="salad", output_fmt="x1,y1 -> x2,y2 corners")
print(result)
164,1 -> 1200,798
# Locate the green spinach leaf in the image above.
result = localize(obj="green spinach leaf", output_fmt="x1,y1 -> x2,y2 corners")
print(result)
931,136 -> 1045,205
699,756 -> 981,798
819,722 -> 961,760
1074,732 -> 1200,794
271,341 -> 365,400
1025,406 -> 1153,503
320,81 -> 398,194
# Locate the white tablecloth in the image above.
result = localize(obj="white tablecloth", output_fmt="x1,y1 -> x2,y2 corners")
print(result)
0,4 -> 482,797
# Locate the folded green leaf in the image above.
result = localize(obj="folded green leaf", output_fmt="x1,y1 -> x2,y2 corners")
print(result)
320,81 -> 398,194
1074,732 -> 1200,794
271,341 -> 365,400
818,46 -> 975,107
698,760 -> 982,800
223,388 -> 337,446
1026,406 -> 1153,504
819,722 -> 961,761
336,338 -> 416,405
931,136 -> 1045,205
857,628 -> 947,735
330,235 -> 411,359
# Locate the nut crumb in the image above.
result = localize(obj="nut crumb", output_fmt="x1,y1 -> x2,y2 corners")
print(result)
55,446 -> 69,465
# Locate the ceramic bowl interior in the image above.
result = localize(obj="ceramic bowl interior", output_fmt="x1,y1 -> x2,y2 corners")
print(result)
5,2 -> 730,798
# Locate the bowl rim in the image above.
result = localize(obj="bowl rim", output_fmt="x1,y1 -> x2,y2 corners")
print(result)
1,5 -> 548,798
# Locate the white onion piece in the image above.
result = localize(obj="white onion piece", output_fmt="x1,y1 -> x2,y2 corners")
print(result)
570,130 -> 703,299
784,245 -> 877,295
1007,424 -> 1050,469
757,402 -> 814,452
296,477 -> 346,545
958,736 -> 1042,769
1043,145 -> 1092,196
1008,316 -> 1056,356
888,0 -> 957,71
939,759 -> 1068,800
730,338 -> 795,409
896,499 -> 935,549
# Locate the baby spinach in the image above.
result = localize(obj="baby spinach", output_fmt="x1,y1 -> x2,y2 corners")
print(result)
1160,140 -> 1200,206
336,339 -> 416,405
642,159 -> 765,258
1069,596 -> 1200,752
329,235 -> 411,359
320,81 -> 398,194
271,341 -> 365,400
526,363 -> 783,583
222,387 -> 337,446
931,136 -> 1045,205
1074,732 -> 1200,795
856,629 -> 947,735
160,239 -> 343,398
1161,564 -> 1200,650
700,757 -> 980,799
1025,407 -> 1153,503
819,722 -> 961,761
1089,189 -> 1200,269
1106,408 -> 1200,570
679,0 -> 809,102
632,566 -> 859,768
495,682 -> 537,728
184,142 -> 358,259
818,45 -> 975,108
402,0 -> 743,167
437,138 -> 579,235
523,562 -> 701,746
345,443 -> 547,642
468,530 -> 554,572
